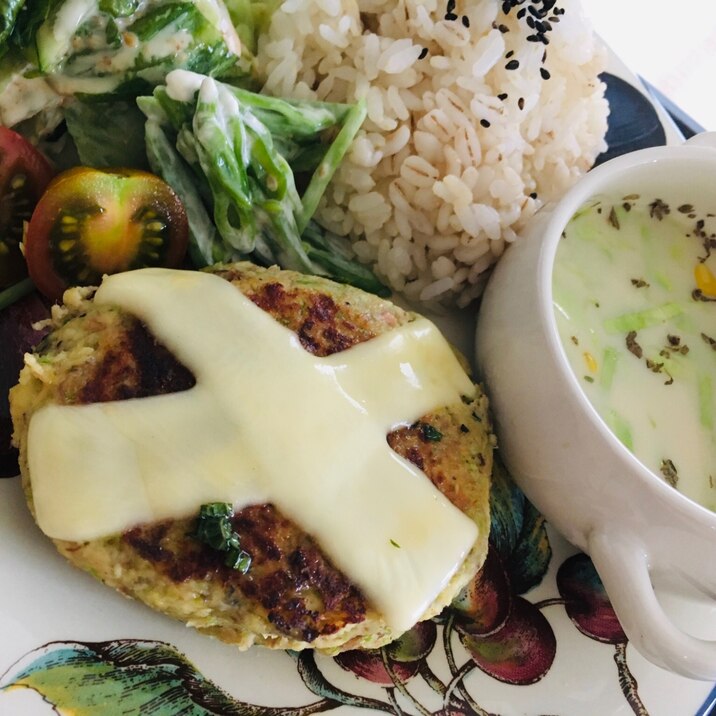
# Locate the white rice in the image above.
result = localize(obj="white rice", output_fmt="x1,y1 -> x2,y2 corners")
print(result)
256,0 -> 609,306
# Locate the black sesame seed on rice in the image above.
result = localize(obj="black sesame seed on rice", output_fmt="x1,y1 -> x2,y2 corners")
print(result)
500,0 -> 565,42
462,15 -> 470,27
254,0 -> 603,308
540,67 -> 551,80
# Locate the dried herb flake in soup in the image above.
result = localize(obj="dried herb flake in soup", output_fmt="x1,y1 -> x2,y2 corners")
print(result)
552,195 -> 716,511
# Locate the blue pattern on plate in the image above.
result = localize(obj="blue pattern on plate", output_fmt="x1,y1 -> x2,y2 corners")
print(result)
697,686 -> 716,716
595,72 -> 667,166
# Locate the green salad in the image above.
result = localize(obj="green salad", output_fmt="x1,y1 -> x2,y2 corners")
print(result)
0,0 -> 386,304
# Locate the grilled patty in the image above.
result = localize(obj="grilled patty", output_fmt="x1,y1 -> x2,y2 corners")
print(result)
10,262 -> 493,652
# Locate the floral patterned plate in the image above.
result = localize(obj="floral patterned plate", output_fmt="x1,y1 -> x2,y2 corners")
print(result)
2,52 -> 715,716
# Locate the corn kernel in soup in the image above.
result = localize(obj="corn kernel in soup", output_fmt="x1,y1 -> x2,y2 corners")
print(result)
552,195 -> 716,510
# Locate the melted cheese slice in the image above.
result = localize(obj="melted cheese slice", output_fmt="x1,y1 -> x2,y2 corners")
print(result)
28,268 -> 478,632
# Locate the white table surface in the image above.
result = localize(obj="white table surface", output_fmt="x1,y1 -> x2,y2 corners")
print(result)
582,0 -> 716,130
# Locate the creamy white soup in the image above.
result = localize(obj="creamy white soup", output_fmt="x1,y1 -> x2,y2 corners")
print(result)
553,194 -> 716,510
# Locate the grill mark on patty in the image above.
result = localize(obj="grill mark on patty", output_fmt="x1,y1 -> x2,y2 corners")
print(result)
124,504 -> 367,642
215,271 -> 378,357
251,282 -> 354,356
51,272 -> 382,641
80,321 -> 195,403
45,267 -> 475,644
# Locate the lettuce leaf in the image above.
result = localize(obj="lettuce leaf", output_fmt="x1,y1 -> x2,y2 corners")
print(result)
0,0 -> 243,129
140,71 -> 387,294
0,0 -> 25,51
63,99 -> 150,169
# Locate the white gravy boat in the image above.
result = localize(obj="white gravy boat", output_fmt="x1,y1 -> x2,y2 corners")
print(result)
476,133 -> 716,680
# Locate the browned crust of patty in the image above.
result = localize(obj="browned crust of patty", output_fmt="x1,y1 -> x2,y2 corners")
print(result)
12,262 -> 492,650
387,407 -> 490,517
122,505 -> 366,644
79,322 -> 196,403
212,263 -> 405,357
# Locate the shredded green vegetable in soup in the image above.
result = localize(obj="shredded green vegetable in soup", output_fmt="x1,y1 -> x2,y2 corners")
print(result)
553,195 -> 716,511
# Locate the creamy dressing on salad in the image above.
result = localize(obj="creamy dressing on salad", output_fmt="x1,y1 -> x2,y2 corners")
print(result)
553,195 -> 716,509
0,1 -> 242,128
193,0 -> 241,55
0,72 -> 62,129
165,68 -> 208,102
27,268 -> 478,632
50,0 -> 97,42
68,27 -> 195,76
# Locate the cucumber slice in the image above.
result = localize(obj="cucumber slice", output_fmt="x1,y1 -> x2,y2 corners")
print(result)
35,0 -> 98,73
193,0 -> 241,54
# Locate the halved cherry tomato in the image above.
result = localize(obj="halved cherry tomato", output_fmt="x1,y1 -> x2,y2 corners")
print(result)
0,127 -> 54,288
24,167 -> 189,300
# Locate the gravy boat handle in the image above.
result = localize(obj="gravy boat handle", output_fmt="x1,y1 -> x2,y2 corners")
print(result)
589,529 -> 716,680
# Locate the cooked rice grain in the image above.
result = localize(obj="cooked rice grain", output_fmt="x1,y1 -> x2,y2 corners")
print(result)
257,0 -> 609,306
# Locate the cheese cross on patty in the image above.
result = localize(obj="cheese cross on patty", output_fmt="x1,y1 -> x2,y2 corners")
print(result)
28,268 -> 478,631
